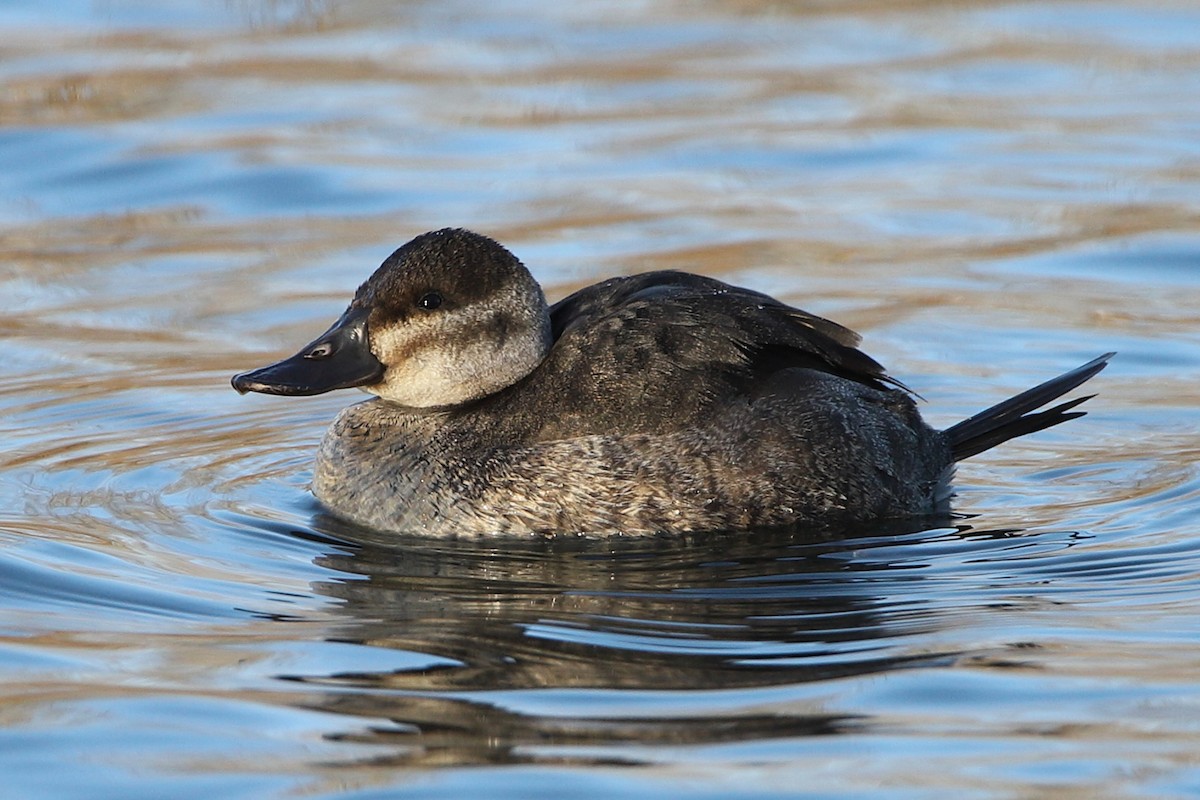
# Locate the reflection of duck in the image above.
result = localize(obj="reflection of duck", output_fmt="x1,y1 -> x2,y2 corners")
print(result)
233,228 -> 1111,536
289,523 -> 987,768
306,520 -> 955,693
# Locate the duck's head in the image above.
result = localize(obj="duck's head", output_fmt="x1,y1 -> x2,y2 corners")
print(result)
231,228 -> 553,407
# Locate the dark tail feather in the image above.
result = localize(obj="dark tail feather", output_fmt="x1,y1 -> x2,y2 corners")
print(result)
945,352 -> 1114,462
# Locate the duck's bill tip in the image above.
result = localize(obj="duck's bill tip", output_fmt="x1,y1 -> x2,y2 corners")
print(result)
230,307 -> 384,398
230,373 -> 253,395
230,365 -> 333,396
230,347 -> 384,397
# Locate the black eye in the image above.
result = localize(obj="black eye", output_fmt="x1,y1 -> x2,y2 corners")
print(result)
417,292 -> 443,310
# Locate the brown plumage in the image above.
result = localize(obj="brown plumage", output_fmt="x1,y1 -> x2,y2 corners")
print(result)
232,228 -> 1112,537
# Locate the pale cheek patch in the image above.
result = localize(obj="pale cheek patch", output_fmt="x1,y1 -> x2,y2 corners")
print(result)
363,292 -> 550,408
367,320 -> 468,407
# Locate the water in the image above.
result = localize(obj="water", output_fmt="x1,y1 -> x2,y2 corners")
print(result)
2,1 -> 1199,797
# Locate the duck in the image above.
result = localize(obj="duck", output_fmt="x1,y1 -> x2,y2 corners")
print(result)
232,227 -> 1112,537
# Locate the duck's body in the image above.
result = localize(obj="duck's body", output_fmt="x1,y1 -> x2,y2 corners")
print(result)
313,354 -> 945,536
233,228 -> 1111,537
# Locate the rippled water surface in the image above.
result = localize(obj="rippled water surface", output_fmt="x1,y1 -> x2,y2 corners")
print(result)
2,1 -> 1200,797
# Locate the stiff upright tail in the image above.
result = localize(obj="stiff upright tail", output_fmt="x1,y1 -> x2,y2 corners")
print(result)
945,352 -> 1114,462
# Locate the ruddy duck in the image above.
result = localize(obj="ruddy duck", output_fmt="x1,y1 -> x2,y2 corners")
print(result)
233,228 -> 1111,537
